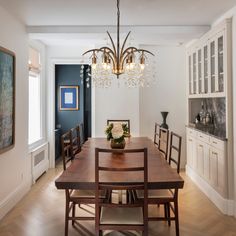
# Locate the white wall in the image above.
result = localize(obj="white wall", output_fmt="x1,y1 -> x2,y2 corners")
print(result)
94,84 -> 140,137
139,45 -> 186,167
0,6 -> 30,219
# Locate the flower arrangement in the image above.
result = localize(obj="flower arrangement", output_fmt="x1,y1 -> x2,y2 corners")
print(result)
105,123 -> 129,143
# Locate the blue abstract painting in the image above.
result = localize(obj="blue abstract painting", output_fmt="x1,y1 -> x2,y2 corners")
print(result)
60,86 -> 79,110
0,47 -> 15,153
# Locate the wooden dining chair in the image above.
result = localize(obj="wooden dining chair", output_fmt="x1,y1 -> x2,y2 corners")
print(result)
107,119 -> 131,136
168,131 -> 182,174
61,131 -> 73,171
62,142 -> 107,236
136,131 -> 182,236
154,123 -> 169,160
95,148 -> 148,236
70,125 -> 81,159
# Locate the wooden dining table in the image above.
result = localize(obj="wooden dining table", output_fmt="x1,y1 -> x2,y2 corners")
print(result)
55,137 -> 184,191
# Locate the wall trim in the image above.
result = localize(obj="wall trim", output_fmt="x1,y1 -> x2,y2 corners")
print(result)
47,57 -> 91,168
0,180 -> 31,220
186,165 -> 234,216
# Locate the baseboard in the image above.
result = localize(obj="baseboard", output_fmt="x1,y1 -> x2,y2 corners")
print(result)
186,165 -> 234,216
0,179 -> 31,220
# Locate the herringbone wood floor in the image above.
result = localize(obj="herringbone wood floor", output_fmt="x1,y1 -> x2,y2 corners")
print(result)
0,162 -> 236,236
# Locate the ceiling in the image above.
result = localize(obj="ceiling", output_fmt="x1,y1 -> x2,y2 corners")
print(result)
1,0 -> 236,46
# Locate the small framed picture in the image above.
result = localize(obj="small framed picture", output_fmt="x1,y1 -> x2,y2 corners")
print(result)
59,85 -> 79,110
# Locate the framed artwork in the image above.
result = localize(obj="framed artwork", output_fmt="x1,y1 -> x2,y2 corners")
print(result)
59,85 -> 79,110
0,46 -> 15,154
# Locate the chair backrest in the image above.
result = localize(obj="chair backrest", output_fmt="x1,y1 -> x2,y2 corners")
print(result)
61,131 -> 73,170
71,125 -> 81,157
159,127 -> 169,160
168,131 -> 182,173
154,122 -> 160,146
95,148 -> 148,229
107,119 -> 130,135
79,123 -> 85,144
154,123 -> 169,160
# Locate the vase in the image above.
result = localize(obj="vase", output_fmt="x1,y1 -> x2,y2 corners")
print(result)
160,111 -> 169,129
110,139 -> 126,149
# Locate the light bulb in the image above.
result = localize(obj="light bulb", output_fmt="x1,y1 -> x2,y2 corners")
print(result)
92,63 -> 97,70
140,64 -> 145,71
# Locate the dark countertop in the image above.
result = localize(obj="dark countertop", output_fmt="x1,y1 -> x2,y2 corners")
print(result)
186,124 -> 227,141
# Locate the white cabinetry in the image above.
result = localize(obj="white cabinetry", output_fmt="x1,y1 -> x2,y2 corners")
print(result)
187,19 -> 231,98
186,128 -> 227,197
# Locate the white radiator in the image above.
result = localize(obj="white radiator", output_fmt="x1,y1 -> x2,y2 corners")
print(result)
31,142 -> 49,183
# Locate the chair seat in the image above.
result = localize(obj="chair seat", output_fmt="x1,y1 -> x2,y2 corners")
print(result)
100,207 -> 143,225
137,189 -> 173,199
71,190 -> 105,198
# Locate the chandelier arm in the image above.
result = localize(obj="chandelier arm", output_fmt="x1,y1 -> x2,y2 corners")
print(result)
106,31 -> 117,59
82,48 -> 101,56
99,47 -> 116,58
135,49 -> 155,56
120,47 -> 139,65
120,31 -> 131,60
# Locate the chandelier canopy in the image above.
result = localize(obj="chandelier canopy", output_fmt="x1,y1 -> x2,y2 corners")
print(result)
82,0 -> 155,88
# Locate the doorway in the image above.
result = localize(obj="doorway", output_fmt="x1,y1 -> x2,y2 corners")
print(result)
54,64 -> 91,160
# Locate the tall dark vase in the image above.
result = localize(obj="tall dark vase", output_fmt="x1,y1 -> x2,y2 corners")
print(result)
160,111 -> 169,129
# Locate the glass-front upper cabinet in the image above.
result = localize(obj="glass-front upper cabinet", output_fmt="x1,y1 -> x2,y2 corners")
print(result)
218,35 -> 224,92
193,52 -> 197,94
210,41 -> 216,93
203,45 -> 208,93
198,49 -> 202,93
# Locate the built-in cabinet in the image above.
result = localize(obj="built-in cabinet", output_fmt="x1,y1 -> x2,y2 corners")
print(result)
187,20 -> 231,98
186,19 -> 233,215
187,128 -> 227,197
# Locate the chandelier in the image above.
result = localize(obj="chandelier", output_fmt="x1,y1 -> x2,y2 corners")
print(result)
82,0 -> 155,88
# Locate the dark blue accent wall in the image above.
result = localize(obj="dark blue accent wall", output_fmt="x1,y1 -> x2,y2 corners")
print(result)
55,65 -> 91,140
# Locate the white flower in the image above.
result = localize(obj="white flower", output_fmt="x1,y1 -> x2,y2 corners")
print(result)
111,123 -> 124,139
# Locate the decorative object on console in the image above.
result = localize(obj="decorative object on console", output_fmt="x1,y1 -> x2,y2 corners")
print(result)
105,123 -> 129,149
160,111 -> 169,129
0,46 -> 15,154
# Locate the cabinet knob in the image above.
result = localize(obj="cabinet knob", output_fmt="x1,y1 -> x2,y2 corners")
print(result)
212,151 -> 218,155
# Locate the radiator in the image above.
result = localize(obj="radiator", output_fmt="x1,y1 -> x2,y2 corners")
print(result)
31,142 -> 49,183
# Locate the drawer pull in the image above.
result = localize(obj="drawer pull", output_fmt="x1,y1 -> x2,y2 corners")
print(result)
199,144 -> 203,147
189,138 -> 193,141
212,151 -> 218,155
213,141 -> 217,144
200,135 -> 203,138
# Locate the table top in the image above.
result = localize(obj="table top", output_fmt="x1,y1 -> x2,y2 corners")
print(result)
55,137 -> 184,190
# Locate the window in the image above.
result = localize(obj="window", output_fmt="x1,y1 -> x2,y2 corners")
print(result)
28,47 -> 42,145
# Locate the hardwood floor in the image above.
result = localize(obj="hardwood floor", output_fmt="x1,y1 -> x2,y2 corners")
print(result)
0,162 -> 236,236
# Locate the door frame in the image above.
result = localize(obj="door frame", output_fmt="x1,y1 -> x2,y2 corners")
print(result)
47,58 -> 94,168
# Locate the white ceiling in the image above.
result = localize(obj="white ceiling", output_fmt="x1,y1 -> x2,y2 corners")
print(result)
1,0 -> 236,46
0,0 -> 236,26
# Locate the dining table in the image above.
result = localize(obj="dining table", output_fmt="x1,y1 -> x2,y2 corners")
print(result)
55,137 -> 184,191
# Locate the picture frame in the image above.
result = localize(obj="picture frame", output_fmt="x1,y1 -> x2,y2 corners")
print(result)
0,46 -> 15,154
59,85 -> 79,111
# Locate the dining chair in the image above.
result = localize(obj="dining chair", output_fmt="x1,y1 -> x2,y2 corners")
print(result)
154,123 -> 169,160
107,119 -> 131,136
95,148 -> 148,236
70,125 -> 81,158
62,140 -> 107,236
136,131 -> 182,236
61,131 -> 73,171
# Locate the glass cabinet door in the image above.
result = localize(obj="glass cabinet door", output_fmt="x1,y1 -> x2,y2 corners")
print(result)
203,45 -> 208,93
210,41 -> 216,93
189,55 -> 192,95
193,52 -> 197,94
218,35 -> 224,92
198,49 -> 202,94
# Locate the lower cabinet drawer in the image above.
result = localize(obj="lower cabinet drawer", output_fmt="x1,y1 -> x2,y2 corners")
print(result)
210,137 -> 225,151
197,132 -> 210,143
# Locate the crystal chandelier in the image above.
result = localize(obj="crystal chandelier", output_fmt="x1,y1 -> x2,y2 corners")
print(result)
82,0 -> 155,88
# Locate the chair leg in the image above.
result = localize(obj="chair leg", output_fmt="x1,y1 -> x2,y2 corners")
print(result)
167,203 -> 171,226
164,203 -> 167,220
72,203 -> 75,226
174,200 -> 179,236
65,201 -> 69,236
